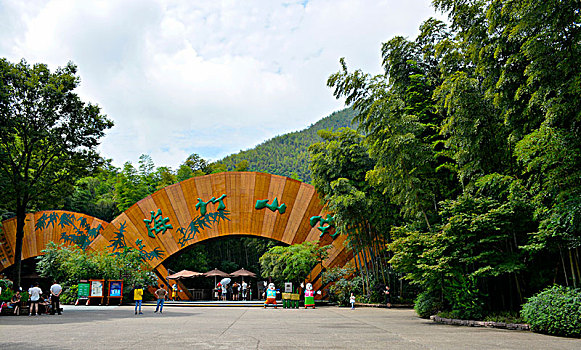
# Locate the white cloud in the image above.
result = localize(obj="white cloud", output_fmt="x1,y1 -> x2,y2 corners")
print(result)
0,0 -> 445,169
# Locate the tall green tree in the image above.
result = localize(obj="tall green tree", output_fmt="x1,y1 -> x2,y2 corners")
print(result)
64,159 -> 120,222
327,19 -> 458,229
433,0 -> 581,287
0,59 -> 113,288
309,128 -> 396,295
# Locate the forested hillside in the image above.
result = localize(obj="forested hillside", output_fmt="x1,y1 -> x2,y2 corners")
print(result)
216,108 -> 356,183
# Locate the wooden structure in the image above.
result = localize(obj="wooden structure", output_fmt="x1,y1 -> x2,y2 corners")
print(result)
0,172 -> 353,298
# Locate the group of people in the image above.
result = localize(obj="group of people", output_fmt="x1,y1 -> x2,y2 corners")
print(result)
1,281 -> 62,316
28,281 -> 63,316
132,283 -> 169,315
216,281 -> 249,301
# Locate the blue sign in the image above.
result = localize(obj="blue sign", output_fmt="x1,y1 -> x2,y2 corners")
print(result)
109,281 -> 122,297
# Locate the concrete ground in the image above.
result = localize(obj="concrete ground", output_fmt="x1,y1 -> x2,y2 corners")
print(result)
1,305 -> 579,349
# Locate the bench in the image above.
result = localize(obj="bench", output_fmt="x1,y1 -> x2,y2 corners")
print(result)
0,302 -> 29,316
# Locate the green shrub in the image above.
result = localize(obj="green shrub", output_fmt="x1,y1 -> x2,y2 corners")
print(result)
521,285 -> 581,338
0,278 -> 14,301
414,291 -> 441,318
20,291 -> 29,303
445,275 -> 485,320
0,288 -> 14,302
483,311 -> 524,324
322,266 -> 363,306
60,285 -> 78,305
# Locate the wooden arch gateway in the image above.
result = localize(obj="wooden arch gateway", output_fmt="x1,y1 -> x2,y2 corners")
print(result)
0,172 -> 352,296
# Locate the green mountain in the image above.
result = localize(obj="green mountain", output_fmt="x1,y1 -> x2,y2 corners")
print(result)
217,108 -> 356,183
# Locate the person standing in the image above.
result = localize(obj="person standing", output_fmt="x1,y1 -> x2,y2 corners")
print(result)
350,293 -> 356,310
171,283 -> 178,301
11,291 -> 22,315
384,285 -> 391,308
154,284 -> 167,313
28,282 -> 42,316
221,283 -> 227,301
241,281 -> 247,301
133,284 -> 143,315
50,281 -> 62,315
232,282 -> 239,301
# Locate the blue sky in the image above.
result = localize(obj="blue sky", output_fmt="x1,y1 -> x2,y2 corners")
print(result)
0,0 -> 445,169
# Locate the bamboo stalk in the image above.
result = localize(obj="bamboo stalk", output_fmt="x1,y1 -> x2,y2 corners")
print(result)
569,249 -> 577,288
559,245 -> 569,286
575,247 -> 581,286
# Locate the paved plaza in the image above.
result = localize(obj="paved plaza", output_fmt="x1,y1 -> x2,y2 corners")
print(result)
1,305 -> 580,349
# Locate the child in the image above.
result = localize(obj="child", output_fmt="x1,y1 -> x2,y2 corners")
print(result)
350,293 -> 356,309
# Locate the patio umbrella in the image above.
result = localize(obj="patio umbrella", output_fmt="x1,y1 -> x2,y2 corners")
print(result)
230,268 -> 257,282
203,268 -> 230,287
167,270 -> 203,280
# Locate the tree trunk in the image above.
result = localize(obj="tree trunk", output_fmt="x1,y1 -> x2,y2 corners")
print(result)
361,247 -> 373,297
353,250 -> 367,297
13,203 -> 27,289
575,248 -> 581,286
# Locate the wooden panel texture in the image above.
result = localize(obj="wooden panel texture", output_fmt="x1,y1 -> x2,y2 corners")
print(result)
0,173 -> 351,285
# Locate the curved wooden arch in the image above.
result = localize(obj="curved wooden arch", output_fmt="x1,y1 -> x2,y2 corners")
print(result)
0,172 -> 352,293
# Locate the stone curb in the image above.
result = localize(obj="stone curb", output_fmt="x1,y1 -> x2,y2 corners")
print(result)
430,315 -> 530,331
353,303 -> 413,308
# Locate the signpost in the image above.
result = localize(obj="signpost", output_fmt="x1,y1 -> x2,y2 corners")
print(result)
88,279 -> 105,305
107,280 -> 123,305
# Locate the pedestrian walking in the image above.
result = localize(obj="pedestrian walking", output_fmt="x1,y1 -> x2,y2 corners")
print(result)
50,281 -> 62,315
384,285 -> 391,308
350,293 -> 356,309
154,284 -> 167,313
134,284 -> 143,315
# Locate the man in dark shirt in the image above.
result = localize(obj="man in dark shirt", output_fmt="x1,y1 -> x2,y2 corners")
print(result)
154,284 -> 168,313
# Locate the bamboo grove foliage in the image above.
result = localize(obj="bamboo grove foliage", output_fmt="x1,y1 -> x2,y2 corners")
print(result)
309,128 -> 398,300
314,0 -> 581,319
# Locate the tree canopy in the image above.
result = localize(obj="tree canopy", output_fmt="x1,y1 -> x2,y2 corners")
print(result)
0,59 -> 113,288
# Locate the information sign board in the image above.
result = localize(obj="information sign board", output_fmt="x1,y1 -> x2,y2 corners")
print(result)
109,281 -> 123,297
78,282 -> 90,299
90,280 -> 104,297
